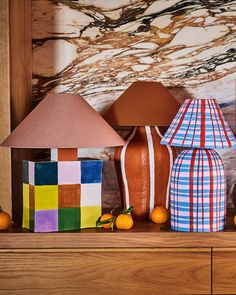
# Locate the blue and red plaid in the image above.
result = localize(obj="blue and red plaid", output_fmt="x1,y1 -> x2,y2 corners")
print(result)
161,99 -> 236,149
170,148 -> 226,232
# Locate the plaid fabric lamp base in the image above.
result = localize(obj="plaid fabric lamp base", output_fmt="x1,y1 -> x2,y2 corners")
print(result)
22,159 -> 102,232
170,149 -> 226,232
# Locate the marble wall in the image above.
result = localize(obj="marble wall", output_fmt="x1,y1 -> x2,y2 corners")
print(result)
32,0 -> 236,208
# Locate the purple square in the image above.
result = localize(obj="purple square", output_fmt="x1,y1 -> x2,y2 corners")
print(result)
58,161 -> 80,184
35,210 -> 58,232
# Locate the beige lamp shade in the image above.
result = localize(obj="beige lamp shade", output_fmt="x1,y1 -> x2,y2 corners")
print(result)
103,81 -> 180,126
1,93 -> 125,148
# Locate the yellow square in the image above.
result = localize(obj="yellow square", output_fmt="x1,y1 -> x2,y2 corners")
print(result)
34,185 -> 58,210
80,206 -> 101,229
23,184 -> 29,208
22,207 -> 29,229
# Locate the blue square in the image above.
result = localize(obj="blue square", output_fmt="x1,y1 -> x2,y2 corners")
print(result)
35,162 -> 58,185
81,160 -> 102,183
23,160 -> 29,184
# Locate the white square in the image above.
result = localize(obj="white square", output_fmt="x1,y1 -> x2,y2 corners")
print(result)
29,161 -> 35,185
81,183 -> 102,206
51,149 -> 58,161
58,161 -> 81,184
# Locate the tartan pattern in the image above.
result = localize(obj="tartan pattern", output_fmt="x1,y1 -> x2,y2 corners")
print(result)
22,159 -> 102,232
170,149 -> 226,232
161,99 -> 236,149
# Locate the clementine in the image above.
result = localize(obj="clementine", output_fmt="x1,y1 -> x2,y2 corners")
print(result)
234,215 -> 236,227
151,206 -> 169,224
100,213 -> 114,229
0,207 -> 11,230
115,213 -> 133,230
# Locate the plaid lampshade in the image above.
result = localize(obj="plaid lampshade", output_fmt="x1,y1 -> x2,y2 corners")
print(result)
170,149 -> 226,232
161,99 -> 236,149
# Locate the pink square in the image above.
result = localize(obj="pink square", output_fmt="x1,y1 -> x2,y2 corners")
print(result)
29,161 -> 35,185
58,161 -> 80,184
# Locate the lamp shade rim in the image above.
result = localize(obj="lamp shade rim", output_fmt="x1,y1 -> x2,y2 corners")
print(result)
160,140 -> 236,149
0,142 -> 125,149
184,98 -> 217,102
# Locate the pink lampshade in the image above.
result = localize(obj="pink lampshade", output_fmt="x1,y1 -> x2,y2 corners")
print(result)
1,93 -> 125,148
161,99 -> 236,149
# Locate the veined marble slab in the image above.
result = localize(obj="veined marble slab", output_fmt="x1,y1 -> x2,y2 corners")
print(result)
32,0 -> 236,208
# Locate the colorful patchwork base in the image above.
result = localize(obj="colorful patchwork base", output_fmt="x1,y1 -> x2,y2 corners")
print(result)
22,159 -> 102,232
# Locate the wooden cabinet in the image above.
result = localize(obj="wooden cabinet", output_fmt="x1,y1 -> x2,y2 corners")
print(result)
0,248 -> 211,295
213,248 -> 236,294
2,215 -> 236,295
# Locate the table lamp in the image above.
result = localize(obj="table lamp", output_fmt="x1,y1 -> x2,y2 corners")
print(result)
103,81 -> 180,220
1,93 -> 125,232
161,99 -> 236,232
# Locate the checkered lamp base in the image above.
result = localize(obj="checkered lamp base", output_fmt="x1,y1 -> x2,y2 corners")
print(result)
170,149 -> 226,232
22,159 -> 102,232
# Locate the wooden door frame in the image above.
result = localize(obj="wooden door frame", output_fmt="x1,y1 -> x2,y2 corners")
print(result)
0,0 -> 11,214
0,0 -> 32,223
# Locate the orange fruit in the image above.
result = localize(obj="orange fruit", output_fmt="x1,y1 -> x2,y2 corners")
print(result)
234,215 -> 236,226
151,206 -> 169,224
0,207 -> 11,230
115,213 -> 133,230
100,213 -> 113,229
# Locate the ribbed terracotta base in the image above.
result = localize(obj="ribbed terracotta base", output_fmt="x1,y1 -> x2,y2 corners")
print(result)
115,126 -> 177,220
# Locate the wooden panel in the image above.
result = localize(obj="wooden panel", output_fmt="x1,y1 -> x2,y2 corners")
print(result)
213,248 -> 236,294
0,248 -> 211,295
10,0 -> 32,225
0,1 -> 11,214
1,211 -> 236,249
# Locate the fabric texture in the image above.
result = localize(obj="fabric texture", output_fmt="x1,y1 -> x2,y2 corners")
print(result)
170,149 -> 226,232
161,99 -> 236,149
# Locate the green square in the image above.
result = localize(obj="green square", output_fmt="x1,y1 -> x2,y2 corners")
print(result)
23,160 -> 29,184
29,209 -> 35,231
58,208 -> 80,231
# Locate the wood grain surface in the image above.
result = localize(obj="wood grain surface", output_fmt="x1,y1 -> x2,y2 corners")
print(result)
1,217 -> 236,249
0,230 -> 217,249
10,0 -> 33,225
213,248 -> 236,294
0,249 -> 211,295
0,0 -> 12,214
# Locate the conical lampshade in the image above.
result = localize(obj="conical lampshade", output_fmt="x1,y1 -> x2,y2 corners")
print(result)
161,99 -> 236,149
103,81 -> 180,126
1,93 -> 125,148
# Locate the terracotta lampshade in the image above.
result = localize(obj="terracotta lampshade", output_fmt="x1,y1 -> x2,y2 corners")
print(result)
103,81 -> 180,126
1,93 -> 125,148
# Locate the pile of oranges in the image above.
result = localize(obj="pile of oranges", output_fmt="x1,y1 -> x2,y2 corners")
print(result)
97,205 -> 169,231
97,206 -> 134,230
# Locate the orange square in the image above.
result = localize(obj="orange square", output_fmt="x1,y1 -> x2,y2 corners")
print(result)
58,184 -> 80,208
29,185 -> 35,209
58,148 -> 77,161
